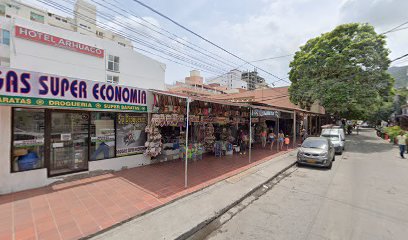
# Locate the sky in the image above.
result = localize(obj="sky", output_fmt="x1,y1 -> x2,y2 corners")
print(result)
25,0 -> 408,87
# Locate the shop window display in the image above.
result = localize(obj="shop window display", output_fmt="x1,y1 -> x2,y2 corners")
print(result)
116,113 -> 147,156
90,112 -> 115,160
50,112 -> 89,176
12,108 -> 45,172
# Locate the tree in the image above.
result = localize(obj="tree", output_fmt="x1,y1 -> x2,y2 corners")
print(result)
288,23 -> 394,119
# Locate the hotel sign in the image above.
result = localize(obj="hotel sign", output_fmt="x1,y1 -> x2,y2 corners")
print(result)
0,66 -> 149,112
15,26 -> 105,58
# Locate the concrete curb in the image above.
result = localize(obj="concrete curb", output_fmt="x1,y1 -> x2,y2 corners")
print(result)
175,160 -> 297,240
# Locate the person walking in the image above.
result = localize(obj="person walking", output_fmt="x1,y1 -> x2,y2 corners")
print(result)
278,130 -> 285,150
269,131 -> 276,151
260,129 -> 267,148
396,131 -> 407,159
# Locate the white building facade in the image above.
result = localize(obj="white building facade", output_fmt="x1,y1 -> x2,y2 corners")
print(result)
0,1 -> 166,194
206,69 -> 247,90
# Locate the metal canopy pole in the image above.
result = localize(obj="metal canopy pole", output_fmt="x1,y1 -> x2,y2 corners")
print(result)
293,111 -> 296,148
249,107 -> 252,163
184,98 -> 190,188
277,116 -> 280,152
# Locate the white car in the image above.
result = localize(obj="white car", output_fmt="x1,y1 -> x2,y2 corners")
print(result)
321,128 -> 345,154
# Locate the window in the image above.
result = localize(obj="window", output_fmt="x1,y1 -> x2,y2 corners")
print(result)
116,113 -> 147,156
118,42 -> 126,47
107,55 -> 120,72
90,112 -> 116,160
96,31 -> 104,38
0,4 -> 5,16
12,108 -> 45,172
107,75 -> 119,84
79,23 -> 90,29
30,12 -> 44,23
1,29 -> 10,46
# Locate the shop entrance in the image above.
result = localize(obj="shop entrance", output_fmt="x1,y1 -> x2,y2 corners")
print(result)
47,110 -> 89,176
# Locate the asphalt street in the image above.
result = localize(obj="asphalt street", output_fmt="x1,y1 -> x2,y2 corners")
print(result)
204,129 -> 408,240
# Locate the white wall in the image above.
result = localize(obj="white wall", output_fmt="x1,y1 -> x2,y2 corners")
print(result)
6,17 -> 165,90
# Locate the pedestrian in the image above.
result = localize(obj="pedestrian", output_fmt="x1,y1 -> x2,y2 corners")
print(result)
278,130 -> 285,150
301,128 -> 308,143
240,130 -> 248,155
396,131 -> 407,159
284,135 -> 290,150
260,128 -> 267,148
269,131 -> 276,151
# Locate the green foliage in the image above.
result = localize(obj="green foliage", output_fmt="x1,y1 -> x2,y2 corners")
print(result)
384,126 -> 404,140
289,23 -> 394,119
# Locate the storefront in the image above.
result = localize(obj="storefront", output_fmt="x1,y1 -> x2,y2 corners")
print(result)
149,92 -> 251,164
0,66 -> 153,193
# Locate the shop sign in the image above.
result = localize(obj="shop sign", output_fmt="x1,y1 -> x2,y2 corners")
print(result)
0,66 -> 149,112
116,113 -> 147,156
215,117 -> 228,124
251,109 -> 280,118
189,115 -> 200,122
15,26 -> 105,58
60,133 -> 72,141
13,138 -> 44,147
201,116 -> 214,123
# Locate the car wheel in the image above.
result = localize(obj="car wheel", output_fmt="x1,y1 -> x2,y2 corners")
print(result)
327,161 -> 333,169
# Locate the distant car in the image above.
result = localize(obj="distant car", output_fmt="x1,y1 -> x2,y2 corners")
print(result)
320,131 -> 344,155
297,137 -> 335,169
321,128 -> 345,150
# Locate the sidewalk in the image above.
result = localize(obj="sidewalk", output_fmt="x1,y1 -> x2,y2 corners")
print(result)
90,150 -> 297,240
0,145 -> 297,240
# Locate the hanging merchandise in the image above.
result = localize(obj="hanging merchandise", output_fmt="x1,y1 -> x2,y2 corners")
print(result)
204,123 -> 216,151
144,124 -> 163,157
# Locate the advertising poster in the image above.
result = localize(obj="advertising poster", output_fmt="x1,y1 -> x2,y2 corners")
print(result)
116,113 -> 147,156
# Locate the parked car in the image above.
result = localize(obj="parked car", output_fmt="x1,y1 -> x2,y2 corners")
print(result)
297,137 -> 335,169
320,131 -> 344,155
321,127 -> 345,151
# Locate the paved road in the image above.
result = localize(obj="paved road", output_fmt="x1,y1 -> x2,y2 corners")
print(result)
205,129 -> 408,240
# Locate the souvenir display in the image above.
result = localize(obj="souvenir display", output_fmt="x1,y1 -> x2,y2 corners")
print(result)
204,123 -> 216,151
144,124 -> 163,157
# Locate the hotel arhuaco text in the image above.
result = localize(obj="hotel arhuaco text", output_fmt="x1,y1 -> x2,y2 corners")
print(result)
15,25 -> 104,58
0,66 -> 149,112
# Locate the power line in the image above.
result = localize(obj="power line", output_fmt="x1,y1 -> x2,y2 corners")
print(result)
251,54 -> 294,63
37,0 -> 230,75
391,53 -> 408,62
130,0 -> 291,84
381,21 -> 408,35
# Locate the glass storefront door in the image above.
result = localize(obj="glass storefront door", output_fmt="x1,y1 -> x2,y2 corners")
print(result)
49,111 -> 89,176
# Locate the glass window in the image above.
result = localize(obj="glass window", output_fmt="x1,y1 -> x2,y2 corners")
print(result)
30,12 -> 45,23
90,112 -> 116,161
50,112 -> 89,175
12,108 -> 45,172
0,4 -> 5,16
116,113 -> 147,157
2,30 -> 10,46
107,54 -> 120,72
107,75 -> 119,84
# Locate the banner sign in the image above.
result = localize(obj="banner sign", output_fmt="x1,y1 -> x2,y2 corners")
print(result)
15,26 -> 105,58
116,113 -> 147,156
0,66 -> 149,112
251,109 -> 280,118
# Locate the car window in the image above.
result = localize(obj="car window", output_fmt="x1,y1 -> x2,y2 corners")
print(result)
301,139 -> 328,149
321,135 -> 339,141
